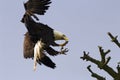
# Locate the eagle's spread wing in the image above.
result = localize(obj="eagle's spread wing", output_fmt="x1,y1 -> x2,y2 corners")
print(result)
24,0 -> 51,15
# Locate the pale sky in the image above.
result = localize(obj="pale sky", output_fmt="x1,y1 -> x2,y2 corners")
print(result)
0,0 -> 120,80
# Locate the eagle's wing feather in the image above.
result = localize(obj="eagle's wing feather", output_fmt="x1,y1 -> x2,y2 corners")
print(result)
45,47 -> 59,56
37,53 -> 56,68
24,0 -> 51,15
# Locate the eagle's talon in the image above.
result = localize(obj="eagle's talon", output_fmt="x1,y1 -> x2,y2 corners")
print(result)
60,48 -> 69,55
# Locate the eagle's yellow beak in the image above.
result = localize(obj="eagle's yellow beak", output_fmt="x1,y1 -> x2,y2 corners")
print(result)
64,37 -> 69,41
59,36 -> 69,47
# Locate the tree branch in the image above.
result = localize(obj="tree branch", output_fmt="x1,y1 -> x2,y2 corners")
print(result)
98,46 -> 111,68
108,32 -> 120,48
81,32 -> 120,80
87,65 -> 106,80
80,51 -> 100,65
81,47 -> 118,79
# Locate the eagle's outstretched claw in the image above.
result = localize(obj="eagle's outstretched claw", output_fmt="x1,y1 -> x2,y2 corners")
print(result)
60,48 -> 69,55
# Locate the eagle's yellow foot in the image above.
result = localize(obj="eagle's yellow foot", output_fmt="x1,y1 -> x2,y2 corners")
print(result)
60,48 -> 69,55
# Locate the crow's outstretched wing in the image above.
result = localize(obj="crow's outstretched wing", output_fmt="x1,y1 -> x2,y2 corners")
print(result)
24,0 -> 51,15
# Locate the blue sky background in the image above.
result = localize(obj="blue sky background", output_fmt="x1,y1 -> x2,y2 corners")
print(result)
0,0 -> 120,80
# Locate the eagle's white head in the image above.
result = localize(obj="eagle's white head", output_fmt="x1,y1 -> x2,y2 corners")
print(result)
54,30 -> 68,41
53,30 -> 69,47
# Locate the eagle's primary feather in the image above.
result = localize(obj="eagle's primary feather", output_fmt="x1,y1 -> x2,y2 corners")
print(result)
24,0 -> 51,15
21,0 -> 51,22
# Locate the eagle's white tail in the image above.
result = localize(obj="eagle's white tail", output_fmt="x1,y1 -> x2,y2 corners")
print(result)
33,40 -> 43,71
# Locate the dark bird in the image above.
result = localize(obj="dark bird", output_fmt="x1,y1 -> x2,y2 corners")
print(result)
22,14 -> 68,70
21,0 -> 69,71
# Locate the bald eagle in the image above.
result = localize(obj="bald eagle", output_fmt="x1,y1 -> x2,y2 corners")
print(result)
22,14 -> 68,70
21,0 -> 69,71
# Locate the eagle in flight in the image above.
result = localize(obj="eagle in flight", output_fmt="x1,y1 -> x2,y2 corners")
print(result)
21,0 -> 69,71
